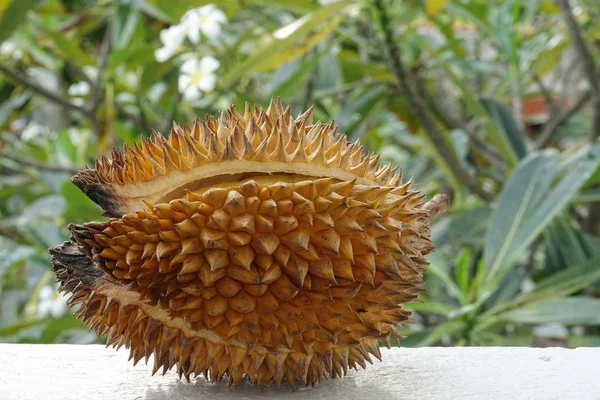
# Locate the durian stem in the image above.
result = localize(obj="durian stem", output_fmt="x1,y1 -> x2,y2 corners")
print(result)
373,0 -> 494,202
423,194 -> 450,218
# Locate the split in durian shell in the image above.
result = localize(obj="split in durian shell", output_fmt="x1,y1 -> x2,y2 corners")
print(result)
50,99 -> 448,389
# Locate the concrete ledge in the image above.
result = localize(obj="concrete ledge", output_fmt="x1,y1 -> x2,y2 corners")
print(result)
0,344 -> 598,399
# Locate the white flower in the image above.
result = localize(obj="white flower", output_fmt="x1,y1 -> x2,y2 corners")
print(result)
181,4 -> 227,43
520,277 -> 535,293
0,40 -> 23,60
178,56 -> 220,102
116,66 -> 139,90
82,65 -> 98,81
148,82 -> 167,103
155,25 -> 186,62
37,286 -> 68,319
71,98 -> 86,107
68,81 -> 90,96
116,92 -> 136,104
21,123 -> 50,141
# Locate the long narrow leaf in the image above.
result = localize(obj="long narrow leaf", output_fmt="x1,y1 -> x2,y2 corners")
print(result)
483,145 -> 599,292
0,0 -> 37,44
482,254 -> 600,318
480,97 -> 527,160
222,1 -> 352,84
483,151 -> 557,286
510,145 -> 600,263
500,297 -> 600,325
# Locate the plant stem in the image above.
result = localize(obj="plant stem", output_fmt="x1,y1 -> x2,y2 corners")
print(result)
533,89 -> 591,149
88,23 -> 112,135
373,0 -> 493,201
557,0 -> 600,235
0,151 -> 79,174
533,74 -> 560,116
161,92 -> 182,135
414,69 -> 507,168
314,78 -> 388,99
0,63 -> 92,118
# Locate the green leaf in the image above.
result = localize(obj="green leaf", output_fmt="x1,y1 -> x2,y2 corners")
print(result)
269,44 -> 335,98
426,0 -> 449,16
402,320 -> 467,347
115,0 -> 142,50
249,0 -> 319,12
483,151 -> 557,283
406,300 -> 457,317
223,0 -> 353,84
444,1 -> 491,34
38,315 -> 85,343
483,145 -> 599,292
0,0 -> 37,44
567,336 -> 600,347
410,34 -> 517,165
480,97 -> 527,160
61,181 -> 103,223
500,297 -> 600,325
0,237 -> 35,277
40,25 -> 96,66
485,266 -> 526,308
577,188 -> 600,203
334,85 -> 388,134
146,0 -> 317,20
145,0 -> 226,21
528,36 -> 569,77
509,145 -> 599,257
454,248 -> 471,293
515,256 -> 600,306
432,205 -> 492,247
481,255 -> 600,321
250,14 -> 345,73
419,131 -> 466,204
425,252 -> 467,304
0,318 -> 49,337
543,216 -> 595,273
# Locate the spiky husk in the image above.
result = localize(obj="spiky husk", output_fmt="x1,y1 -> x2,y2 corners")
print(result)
71,99 -> 404,217
50,100 -> 447,389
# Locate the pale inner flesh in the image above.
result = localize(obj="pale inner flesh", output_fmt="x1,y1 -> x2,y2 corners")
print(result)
115,160 -> 382,214
158,173 -> 319,203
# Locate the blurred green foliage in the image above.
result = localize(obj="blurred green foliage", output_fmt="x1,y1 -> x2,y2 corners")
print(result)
1,0 -> 600,347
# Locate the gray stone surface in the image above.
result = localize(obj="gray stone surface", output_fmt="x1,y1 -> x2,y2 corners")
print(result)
0,344 -> 599,400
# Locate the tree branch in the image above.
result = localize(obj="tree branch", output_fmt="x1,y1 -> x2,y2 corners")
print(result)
301,74 -> 314,112
414,68 -> 507,168
533,89 -> 591,149
533,73 -> 560,115
313,78 -> 387,99
373,0 -> 493,201
88,24 -> 112,123
556,0 -> 600,102
0,151 -> 79,174
0,63 -> 92,118
557,0 -> 600,236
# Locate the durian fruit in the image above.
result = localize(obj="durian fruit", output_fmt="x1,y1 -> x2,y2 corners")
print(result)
50,99 -> 448,389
